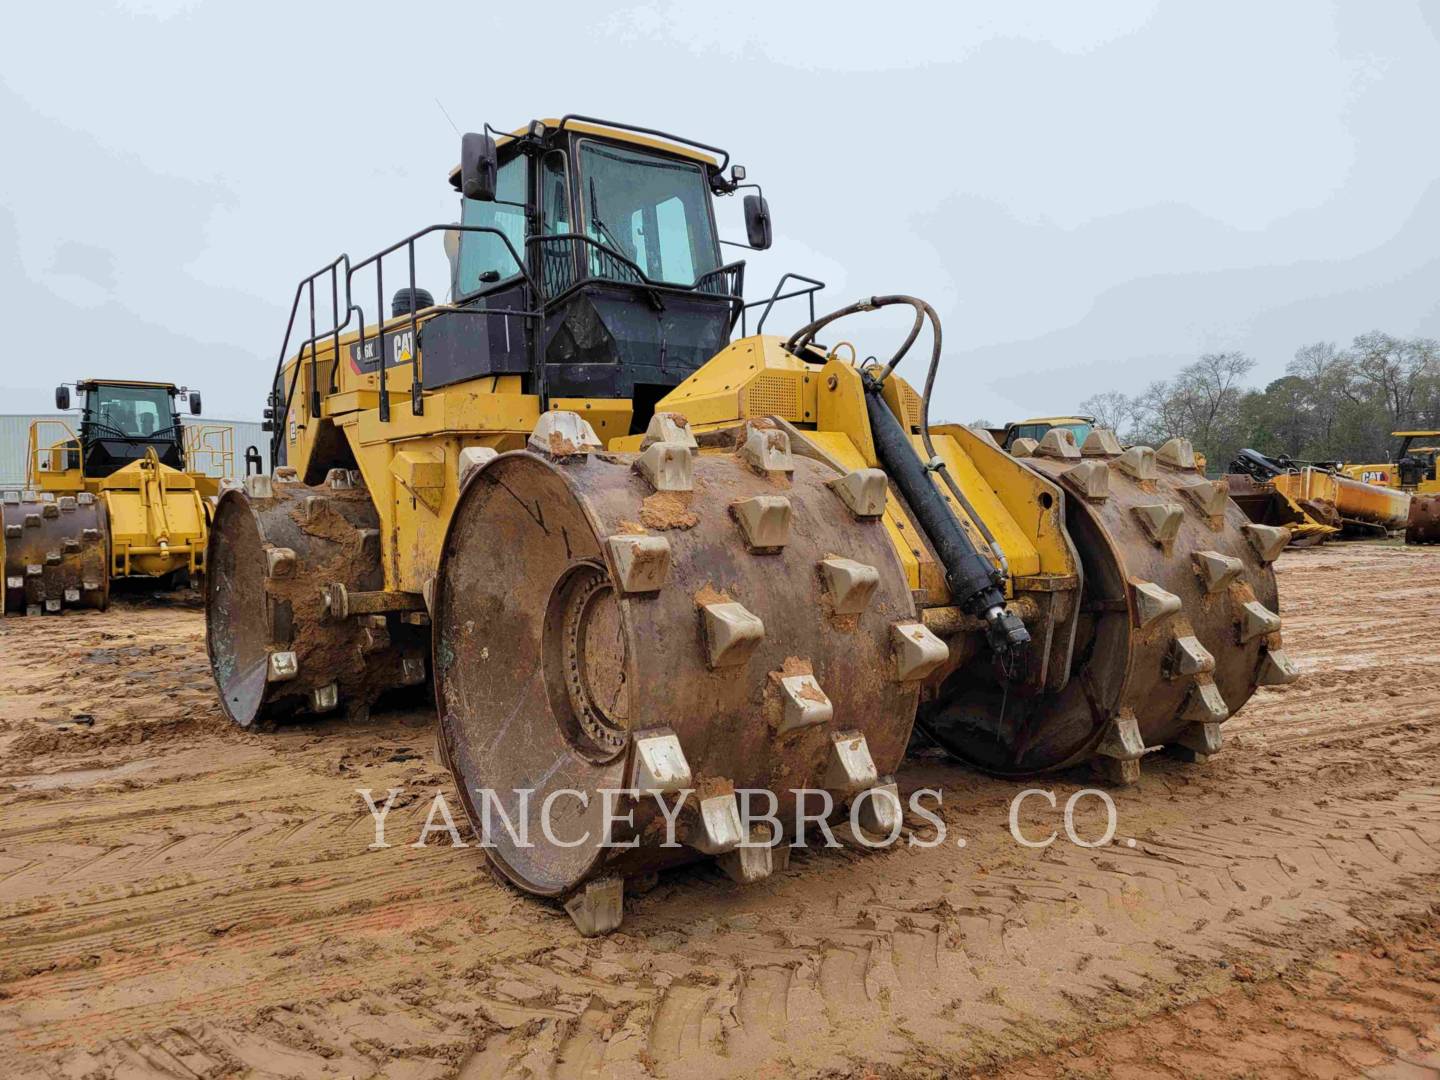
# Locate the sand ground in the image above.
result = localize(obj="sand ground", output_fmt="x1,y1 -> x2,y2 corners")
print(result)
1,543 -> 1437,1078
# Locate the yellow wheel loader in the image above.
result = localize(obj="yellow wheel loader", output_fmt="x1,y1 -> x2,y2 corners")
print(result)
1341,432 -> 1440,543
1,380 -> 222,615
986,415 -> 1095,454
206,116 -> 1297,934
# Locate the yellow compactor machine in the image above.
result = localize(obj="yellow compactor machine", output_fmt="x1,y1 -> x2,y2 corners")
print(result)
206,116 -> 1298,933
1,380 -> 223,615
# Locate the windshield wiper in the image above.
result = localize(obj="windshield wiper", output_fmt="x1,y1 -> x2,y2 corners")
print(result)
583,177 -> 664,310
587,178 -> 629,260
91,420 -> 147,444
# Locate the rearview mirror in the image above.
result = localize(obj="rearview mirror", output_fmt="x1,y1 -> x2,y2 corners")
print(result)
743,194 -> 772,250
189,391 -> 203,415
54,385 -> 70,410
460,132 -> 499,201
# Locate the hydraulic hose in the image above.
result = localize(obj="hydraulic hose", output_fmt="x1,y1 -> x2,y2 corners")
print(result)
788,295 -> 1012,578
862,373 -> 1029,664
790,295 -> 1029,665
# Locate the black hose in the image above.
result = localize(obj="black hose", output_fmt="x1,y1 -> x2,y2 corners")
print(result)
789,295 -> 1011,577
788,295 -> 1029,664
864,387 -> 1001,611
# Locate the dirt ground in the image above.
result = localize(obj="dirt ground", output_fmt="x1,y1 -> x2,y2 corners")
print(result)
1,543 -> 1438,1078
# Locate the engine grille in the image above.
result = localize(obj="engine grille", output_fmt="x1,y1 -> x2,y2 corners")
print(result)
745,375 -> 801,420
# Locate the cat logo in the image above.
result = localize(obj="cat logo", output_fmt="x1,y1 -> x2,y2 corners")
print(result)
1362,470 -> 1388,484
349,329 -> 416,374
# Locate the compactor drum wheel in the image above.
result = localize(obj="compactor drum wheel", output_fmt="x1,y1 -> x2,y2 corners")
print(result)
433,418 -> 929,923
1,489 -> 109,615
206,470 -> 426,727
1407,494 -> 1440,544
921,435 -> 1296,779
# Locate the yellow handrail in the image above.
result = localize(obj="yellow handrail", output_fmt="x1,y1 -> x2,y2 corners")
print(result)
25,420 -> 82,487
183,424 -> 235,478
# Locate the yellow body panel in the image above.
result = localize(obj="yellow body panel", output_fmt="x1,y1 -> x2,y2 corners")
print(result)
802,428 -> 943,598
932,423 -> 1073,580
639,338 -> 1078,604
815,360 -> 878,466
278,330 -> 542,590
1342,462 -> 1399,486
99,455 -> 208,577
1343,455 -> 1440,494
549,398 -> 634,443
652,336 -> 818,428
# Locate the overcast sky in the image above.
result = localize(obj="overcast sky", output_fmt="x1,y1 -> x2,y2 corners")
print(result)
2,1 -> 1438,425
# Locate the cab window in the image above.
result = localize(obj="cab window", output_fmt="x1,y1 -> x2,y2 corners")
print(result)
541,153 -> 570,236
1009,423 -> 1052,445
455,156 -> 526,296
1008,421 -> 1092,447
578,140 -> 719,287
87,384 -> 174,438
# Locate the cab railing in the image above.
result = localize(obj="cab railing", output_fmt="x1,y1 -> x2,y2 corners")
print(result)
269,218 -> 819,465
269,224 -> 538,462
184,424 -> 235,478
25,420 -> 83,488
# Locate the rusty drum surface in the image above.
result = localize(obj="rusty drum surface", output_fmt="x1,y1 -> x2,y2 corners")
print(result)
1,489 -> 109,615
433,440 -> 923,898
205,471 -> 424,728
921,438 -> 1291,776
1408,493 -> 1440,544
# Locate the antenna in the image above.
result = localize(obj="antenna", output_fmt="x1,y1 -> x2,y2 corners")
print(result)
434,98 -> 461,136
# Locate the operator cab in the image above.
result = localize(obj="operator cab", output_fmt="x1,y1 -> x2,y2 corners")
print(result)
992,416 -> 1096,453
1394,432 -> 1440,488
432,117 -> 768,431
54,379 -> 201,478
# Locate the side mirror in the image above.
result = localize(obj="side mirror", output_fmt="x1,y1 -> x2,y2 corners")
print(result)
189,391 -> 203,415
460,132 -> 499,202
743,194 -> 772,250
55,385 -> 70,410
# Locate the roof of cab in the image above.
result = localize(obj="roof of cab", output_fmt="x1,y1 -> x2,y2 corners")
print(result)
1009,415 -> 1096,426
79,378 -> 179,391
446,117 -> 719,187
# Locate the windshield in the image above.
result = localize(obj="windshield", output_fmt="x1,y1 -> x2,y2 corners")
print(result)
578,140 -> 720,287
87,384 -> 175,438
1009,421 -> 1093,447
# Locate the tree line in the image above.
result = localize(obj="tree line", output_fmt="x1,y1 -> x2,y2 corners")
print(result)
1076,331 -> 1440,470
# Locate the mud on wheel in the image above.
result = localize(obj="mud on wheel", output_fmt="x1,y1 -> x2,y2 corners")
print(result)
206,468 -> 426,727
920,430 -> 1298,782
432,414 -> 941,931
